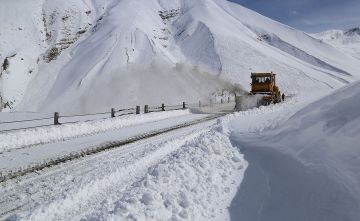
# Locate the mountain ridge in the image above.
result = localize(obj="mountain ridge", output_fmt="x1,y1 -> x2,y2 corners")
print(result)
311,27 -> 360,60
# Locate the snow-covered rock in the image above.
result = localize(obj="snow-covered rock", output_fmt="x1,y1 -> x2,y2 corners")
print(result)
0,0 -> 108,110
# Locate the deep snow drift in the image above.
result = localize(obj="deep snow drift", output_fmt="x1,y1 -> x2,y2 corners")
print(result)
229,81 -> 360,221
2,0 -> 360,113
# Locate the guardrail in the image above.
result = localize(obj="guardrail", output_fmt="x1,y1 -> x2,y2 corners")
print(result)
0,114 -> 223,183
0,97 -> 235,133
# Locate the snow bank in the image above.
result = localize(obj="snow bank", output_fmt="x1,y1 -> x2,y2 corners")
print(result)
17,118 -> 245,221
229,81 -> 360,221
230,96 -> 302,133
0,110 -> 190,153
93,119 -> 246,221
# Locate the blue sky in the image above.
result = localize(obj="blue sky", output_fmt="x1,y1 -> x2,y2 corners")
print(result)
229,0 -> 360,33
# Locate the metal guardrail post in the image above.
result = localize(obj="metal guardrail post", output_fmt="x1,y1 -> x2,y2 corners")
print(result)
136,106 -> 140,114
183,102 -> 186,109
111,108 -> 115,118
162,103 -> 165,111
0,96 -> 3,112
54,112 -> 60,125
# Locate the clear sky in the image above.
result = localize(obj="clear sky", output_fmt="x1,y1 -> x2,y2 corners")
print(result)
229,0 -> 360,33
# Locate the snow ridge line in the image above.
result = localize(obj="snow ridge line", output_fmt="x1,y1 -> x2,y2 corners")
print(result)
0,114 -> 224,184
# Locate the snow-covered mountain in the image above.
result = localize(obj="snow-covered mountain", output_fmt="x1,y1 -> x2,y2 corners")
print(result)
1,0 -> 360,113
311,27 -> 360,60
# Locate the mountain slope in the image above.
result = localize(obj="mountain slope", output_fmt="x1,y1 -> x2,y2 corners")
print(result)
0,0 -> 110,110
2,0 -> 360,113
311,28 -> 360,60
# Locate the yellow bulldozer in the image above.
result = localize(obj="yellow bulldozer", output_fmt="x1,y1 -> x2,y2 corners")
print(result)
235,72 -> 282,110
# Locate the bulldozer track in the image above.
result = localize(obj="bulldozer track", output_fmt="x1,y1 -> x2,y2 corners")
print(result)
0,114 -> 225,184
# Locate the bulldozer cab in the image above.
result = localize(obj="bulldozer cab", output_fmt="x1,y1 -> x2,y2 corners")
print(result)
250,72 -> 277,95
235,72 -> 282,111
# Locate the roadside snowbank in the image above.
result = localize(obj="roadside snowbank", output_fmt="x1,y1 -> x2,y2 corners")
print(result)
105,119 -> 246,221
0,110 -> 189,153
229,81 -> 360,221
17,118 -> 245,221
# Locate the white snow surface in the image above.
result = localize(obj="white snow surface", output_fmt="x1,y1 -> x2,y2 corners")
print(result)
228,80 -> 360,221
0,109 -> 190,153
1,81 -> 360,220
0,0 -> 106,110
2,0 -> 360,112
312,27 -> 360,60
0,114 -> 246,221
1,0 -> 360,220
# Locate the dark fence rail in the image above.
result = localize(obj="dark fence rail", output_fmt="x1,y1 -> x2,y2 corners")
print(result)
0,116 -> 54,124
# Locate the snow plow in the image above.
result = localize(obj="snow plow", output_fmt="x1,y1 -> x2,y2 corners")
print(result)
235,72 -> 282,111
